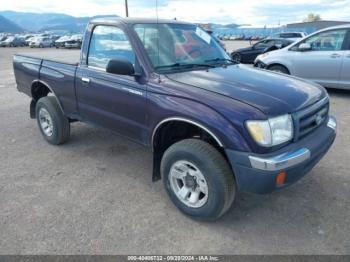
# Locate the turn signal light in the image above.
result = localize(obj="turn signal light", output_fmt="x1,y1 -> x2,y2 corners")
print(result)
276,171 -> 286,186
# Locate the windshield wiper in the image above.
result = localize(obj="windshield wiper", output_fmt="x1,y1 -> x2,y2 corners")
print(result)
155,63 -> 215,70
204,58 -> 238,65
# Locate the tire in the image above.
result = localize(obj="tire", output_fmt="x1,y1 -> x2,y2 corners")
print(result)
268,64 -> 289,74
35,96 -> 70,145
231,52 -> 241,63
161,139 -> 236,221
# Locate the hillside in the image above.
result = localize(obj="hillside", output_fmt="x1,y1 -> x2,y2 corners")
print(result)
0,11 -> 118,33
0,15 -> 24,33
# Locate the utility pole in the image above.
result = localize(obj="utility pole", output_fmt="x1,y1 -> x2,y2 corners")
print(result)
125,0 -> 129,17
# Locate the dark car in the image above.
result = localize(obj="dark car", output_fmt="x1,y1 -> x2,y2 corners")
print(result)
13,18 -> 336,221
231,38 -> 293,64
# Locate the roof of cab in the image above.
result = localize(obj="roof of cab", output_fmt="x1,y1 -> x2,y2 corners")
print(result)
90,17 -> 191,25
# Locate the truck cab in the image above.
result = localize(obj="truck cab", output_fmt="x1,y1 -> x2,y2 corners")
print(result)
13,18 -> 337,221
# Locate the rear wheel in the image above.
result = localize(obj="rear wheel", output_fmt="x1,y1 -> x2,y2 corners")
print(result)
35,96 -> 70,145
269,64 -> 289,74
161,139 -> 236,221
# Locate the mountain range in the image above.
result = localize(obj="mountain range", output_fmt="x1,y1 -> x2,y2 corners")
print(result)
0,10 -> 240,34
0,11 -> 119,33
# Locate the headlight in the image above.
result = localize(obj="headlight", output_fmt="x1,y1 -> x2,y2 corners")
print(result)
246,114 -> 293,147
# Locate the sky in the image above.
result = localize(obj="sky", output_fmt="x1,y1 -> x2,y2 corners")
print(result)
1,0 -> 350,26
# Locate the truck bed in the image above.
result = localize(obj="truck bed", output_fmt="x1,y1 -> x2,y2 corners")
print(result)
16,49 -> 80,65
13,52 -> 79,118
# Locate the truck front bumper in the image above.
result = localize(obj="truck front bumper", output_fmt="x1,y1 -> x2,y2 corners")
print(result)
225,116 -> 337,194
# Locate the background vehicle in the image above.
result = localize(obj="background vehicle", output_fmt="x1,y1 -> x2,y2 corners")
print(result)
0,36 -> 25,47
25,36 -> 37,46
255,25 -> 350,89
268,32 -> 306,42
55,35 -> 71,48
22,35 -> 34,46
64,34 -> 83,49
29,37 -> 53,48
13,17 -> 336,221
231,38 -> 293,63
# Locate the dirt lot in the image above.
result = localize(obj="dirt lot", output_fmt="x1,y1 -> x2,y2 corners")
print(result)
0,47 -> 349,255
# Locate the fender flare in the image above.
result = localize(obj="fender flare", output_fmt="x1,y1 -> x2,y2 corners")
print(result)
30,80 -> 65,117
31,79 -> 64,112
151,117 -> 224,149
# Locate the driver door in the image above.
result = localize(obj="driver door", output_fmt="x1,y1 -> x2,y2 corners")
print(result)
289,29 -> 347,88
76,25 -> 148,144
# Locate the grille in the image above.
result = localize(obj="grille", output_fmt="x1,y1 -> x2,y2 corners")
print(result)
293,97 -> 329,141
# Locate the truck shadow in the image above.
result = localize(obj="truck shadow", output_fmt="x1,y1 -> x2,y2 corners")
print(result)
327,88 -> 350,98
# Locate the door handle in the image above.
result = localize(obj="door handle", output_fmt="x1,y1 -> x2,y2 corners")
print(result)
81,77 -> 90,83
330,54 -> 341,58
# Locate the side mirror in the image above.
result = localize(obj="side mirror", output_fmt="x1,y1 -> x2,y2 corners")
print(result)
298,43 -> 311,51
106,59 -> 135,76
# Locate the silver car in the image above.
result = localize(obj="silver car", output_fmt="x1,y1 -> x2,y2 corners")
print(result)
29,37 -> 53,48
255,25 -> 350,89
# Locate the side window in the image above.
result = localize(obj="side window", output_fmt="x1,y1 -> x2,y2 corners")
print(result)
265,40 -> 276,47
88,25 -> 135,69
254,40 -> 269,48
299,30 -> 347,51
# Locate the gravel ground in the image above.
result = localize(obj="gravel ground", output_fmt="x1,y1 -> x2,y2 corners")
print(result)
0,47 -> 349,255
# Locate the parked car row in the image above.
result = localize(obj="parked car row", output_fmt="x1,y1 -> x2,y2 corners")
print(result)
0,33 -> 83,49
217,31 -> 307,42
218,35 -> 266,41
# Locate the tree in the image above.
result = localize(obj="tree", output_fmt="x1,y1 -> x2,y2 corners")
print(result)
303,13 -> 321,22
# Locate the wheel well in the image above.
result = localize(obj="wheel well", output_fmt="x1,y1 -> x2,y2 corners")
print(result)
31,81 -> 51,101
152,120 -> 227,182
267,63 -> 290,74
30,81 -> 58,119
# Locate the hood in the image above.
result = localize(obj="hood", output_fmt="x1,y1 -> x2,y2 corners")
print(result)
166,64 -> 326,116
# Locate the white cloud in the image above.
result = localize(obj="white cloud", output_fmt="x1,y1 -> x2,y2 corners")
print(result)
0,0 -> 349,26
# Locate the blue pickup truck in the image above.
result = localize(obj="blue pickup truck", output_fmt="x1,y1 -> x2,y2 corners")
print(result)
13,18 -> 337,221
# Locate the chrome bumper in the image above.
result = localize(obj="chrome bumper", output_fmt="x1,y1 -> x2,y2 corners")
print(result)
249,116 -> 337,171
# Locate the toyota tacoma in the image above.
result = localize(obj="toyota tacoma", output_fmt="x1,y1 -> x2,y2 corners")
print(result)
13,18 -> 337,221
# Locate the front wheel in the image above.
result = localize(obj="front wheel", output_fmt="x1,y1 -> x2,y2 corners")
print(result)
161,139 -> 236,221
35,96 -> 70,145
268,65 -> 290,74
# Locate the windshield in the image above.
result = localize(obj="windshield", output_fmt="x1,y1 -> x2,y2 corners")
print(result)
134,23 -> 231,72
